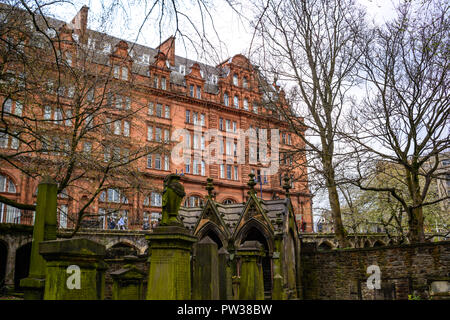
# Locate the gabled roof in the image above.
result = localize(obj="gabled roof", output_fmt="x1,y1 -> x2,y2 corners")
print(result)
193,197 -> 231,238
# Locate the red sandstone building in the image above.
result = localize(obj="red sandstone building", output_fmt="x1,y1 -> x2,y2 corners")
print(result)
0,6 -> 312,232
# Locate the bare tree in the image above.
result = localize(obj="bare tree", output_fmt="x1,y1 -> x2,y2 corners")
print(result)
251,0 -> 367,247
346,0 -> 449,243
0,1 -> 168,234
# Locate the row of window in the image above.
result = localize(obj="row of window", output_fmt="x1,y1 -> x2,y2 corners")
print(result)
232,73 -> 250,89
106,93 -> 131,110
113,65 -> 129,81
219,164 -> 239,180
148,102 -> 170,118
147,126 -> 170,142
281,132 -> 292,145
223,93 -> 258,113
151,75 -> 167,90
185,110 -> 206,126
146,154 -> 170,171
0,132 -> 19,150
184,159 -> 207,176
189,84 -> 202,99
219,118 -> 238,132
107,118 -> 130,136
2,99 -> 23,116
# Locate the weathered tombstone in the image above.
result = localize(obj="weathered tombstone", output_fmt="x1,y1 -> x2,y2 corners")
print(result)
39,238 -> 106,300
237,241 -> 265,300
111,256 -> 146,300
430,280 -> 450,300
272,274 -> 286,300
272,236 -> 286,300
146,174 -> 197,300
192,236 -> 219,300
218,247 -> 232,300
21,176 -> 57,300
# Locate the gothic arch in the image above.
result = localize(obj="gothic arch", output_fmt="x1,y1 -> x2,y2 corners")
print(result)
234,218 -> 274,254
318,241 -> 334,251
105,241 -> 139,258
220,197 -> 238,205
14,242 -> 31,291
373,240 -> 385,247
196,221 -> 227,249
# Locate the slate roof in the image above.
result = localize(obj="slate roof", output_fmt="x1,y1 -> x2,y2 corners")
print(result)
179,197 -> 291,235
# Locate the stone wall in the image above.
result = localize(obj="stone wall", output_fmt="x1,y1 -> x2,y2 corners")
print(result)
301,241 -> 450,300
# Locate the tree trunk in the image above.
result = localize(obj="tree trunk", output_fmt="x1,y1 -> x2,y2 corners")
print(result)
327,183 -> 349,248
407,207 -> 425,243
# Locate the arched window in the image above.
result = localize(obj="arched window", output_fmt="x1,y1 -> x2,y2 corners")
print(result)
233,95 -> 239,108
150,192 -> 162,207
223,93 -> 229,106
0,174 -> 16,193
222,198 -> 235,205
243,77 -> 248,88
99,188 -> 128,204
184,196 -> 204,207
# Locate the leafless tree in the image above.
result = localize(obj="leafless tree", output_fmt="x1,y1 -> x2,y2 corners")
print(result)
0,1 -> 171,234
345,0 -> 449,243
251,0 -> 367,247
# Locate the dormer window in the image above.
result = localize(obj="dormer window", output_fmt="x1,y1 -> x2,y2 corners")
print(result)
243,77 -> 248,88
233,74 -> 238,86
189,84 -> 194,97
209,74 -> 218,85
200,70 -> 204,78
161,77 -> 166,90
121,66 -> 128,80
196,86 -> 201,99
103,43 -> 111,53
113,65 -> 120,79
179,65 -> 186,75
87,38 -> 95,50
142,54 -> 150,64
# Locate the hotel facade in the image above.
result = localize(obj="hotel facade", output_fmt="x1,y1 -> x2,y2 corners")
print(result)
0,6 -> 312,232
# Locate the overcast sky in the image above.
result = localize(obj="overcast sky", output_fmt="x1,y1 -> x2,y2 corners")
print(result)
50,0 -> 400,66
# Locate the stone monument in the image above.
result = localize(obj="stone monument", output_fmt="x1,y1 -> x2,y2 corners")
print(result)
146,173 -> 197,300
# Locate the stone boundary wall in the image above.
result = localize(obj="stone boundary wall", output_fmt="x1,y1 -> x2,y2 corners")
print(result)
301,241 -> 450,300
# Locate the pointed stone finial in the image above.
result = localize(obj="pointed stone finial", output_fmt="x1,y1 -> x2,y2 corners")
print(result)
205,177 -> 214,198
282,174 -> 291,198
247,173 -> 257,195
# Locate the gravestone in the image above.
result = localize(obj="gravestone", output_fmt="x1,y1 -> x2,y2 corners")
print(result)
218,247 -> 232,300
39,238 -> 106,300
146,174 -> 197,300
192,237 -> 219,300
21,176 -> 57,300
111,256 -> 146,300
237,241 -> 265,300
